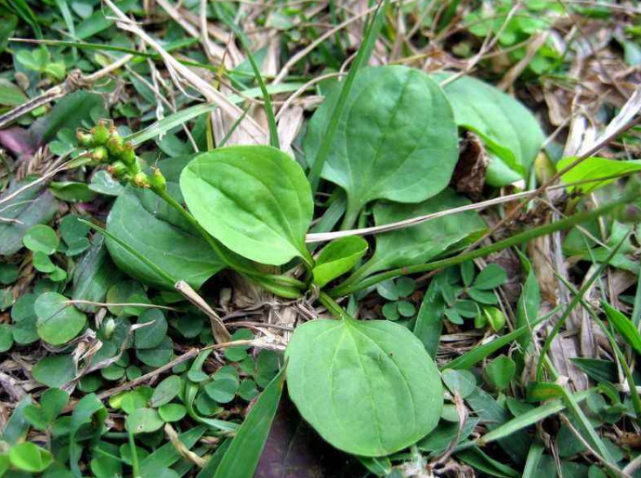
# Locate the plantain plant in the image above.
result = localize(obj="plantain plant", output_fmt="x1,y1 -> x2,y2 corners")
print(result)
75,61 -> 637,465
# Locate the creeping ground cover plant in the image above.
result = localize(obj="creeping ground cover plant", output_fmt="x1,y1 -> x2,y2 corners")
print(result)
2,1 -> 641,477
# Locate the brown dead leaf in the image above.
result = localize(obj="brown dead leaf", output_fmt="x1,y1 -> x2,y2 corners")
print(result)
450,132 -> 488,200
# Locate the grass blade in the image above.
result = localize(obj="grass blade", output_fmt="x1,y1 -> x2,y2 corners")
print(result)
215,6 -> 279,149
5,0 -> 42,38
522,443 -> 545,478
307,0 -> 388,195
602,301 -> 641,356
210,367 -> 286,478
443,312 -> 553,371
477,390 -> 591,446
535,231 -> 628,381
527,383 -> 617,466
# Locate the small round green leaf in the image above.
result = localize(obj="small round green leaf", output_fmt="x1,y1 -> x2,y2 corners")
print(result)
136,336 -> 173,368
32,354 -> 76,387
473,264 -> 507,290
135,309 -> 168,349
23,225 -> 59,255
127,408 -> 165,434
442,369 -> 476,398
9,442 -> 53,473
205,376 -> 239,404
151,375 -> 182,407
0,324 -> 13,352
158,403 -> 186,422
484,355 -> 516,391
286,318 -> 443,456
181,145 -> 314,266
35,292 -> 87,345
0,263 -> 19,285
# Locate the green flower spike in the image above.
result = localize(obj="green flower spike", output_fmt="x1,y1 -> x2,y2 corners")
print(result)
107,161 -> 128,178
107,134 -> 123,157
121,143 -> 136,165
92,120 -> 110,145
76,130 -> 94,148
150,168 -> 167,194
133,172 -> 151,189
92,146 -> 109,163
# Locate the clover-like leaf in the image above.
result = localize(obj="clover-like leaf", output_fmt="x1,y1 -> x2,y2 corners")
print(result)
35,292 -> 86,345
181,145 -> 314,266
286,318 -> 443,456
305,65 -> 458,228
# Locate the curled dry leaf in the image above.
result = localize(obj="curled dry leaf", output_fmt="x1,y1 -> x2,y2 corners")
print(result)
450,132 -> 489,200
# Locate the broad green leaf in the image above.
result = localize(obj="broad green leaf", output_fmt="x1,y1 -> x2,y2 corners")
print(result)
312,236 -> 368,288
35,292 -> 87,345
304,65 -> 459,227
559,156 -> 641,193
354,189 -> 485,280
571,358 -> 617,383
212,367 -> 286,478
436,74 -> 545,187
286,318 -> 443,456
9,442 -> 53,473
0,178 -> 59,256
181,145 -> 314,266
107,156 -> 225,289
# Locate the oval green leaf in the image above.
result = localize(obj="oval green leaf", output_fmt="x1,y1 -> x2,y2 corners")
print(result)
313,236 -> 368,288
436,74 -> 545,187
305,65 -> 458,227
286,318 -> 443,456
35,292 -> 87,345
180,145 -> 314,266
23,224 -> 59,255
107,157 -> 225,290
9,442 -> 53,473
